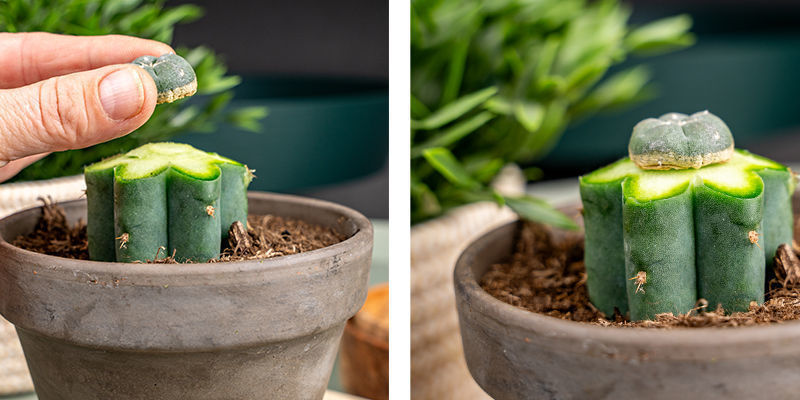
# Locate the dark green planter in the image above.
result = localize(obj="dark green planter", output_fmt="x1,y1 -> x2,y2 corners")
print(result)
541,35 -> 800,175
178,77 -> 388,192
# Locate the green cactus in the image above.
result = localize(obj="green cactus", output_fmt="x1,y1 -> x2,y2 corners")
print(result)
132,54 -> 198,104
85,143 -> 252,263
581,147 -> 794,321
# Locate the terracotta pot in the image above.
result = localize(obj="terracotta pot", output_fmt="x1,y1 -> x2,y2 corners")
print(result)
0,174 -> 85,396
339,283 -> 389,400
454,219 -> 800,400
0,192 -> 372,400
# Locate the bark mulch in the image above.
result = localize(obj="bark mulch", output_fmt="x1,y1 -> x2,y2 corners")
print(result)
12,199 -> 345,263
481,221 -> 800,328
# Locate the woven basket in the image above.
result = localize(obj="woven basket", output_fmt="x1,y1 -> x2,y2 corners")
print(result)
0,174 -> 85,395
410,166 -> 525,400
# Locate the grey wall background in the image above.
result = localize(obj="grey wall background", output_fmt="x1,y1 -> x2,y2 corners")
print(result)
171,0 -> 388,79
171,0 -> 389,219
535,0 -> 800,180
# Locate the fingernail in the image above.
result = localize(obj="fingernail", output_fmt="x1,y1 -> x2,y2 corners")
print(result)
99,68 -> 144,120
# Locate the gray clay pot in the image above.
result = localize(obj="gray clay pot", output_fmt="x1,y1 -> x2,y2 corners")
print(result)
0,192 -> 372,400
455,220 -> 800,400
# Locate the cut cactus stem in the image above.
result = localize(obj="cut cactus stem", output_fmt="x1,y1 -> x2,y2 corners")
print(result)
85,143 -> 252,263
580,149 -> 795,321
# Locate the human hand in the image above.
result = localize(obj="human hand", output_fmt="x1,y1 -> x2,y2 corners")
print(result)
0,32 -> 174,182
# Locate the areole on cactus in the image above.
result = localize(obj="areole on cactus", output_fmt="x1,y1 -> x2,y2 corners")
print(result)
580,111 -> 794,321
85,142 -> 253,263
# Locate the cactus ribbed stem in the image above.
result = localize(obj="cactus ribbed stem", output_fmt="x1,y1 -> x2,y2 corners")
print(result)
580,149 -> 794,320
85,143 -> 252,262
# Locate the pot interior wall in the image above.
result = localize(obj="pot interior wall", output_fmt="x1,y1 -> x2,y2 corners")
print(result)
461,221 -> 518,286
248,195 -> 360,238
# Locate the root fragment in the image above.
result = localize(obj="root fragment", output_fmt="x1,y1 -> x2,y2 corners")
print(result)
228,221 -> 252,254
691,298 -> 709,315
154,246 -> 166,261
776,243 -> 800,288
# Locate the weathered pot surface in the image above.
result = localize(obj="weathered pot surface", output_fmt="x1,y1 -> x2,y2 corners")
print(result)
455,219 -> 800,400
0,191 -> 373,400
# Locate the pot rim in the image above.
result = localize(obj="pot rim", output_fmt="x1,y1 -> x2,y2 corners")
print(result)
454,219 -> 800,356
0,191 -> 372,284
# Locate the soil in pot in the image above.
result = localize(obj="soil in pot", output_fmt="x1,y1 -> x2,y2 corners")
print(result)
480,215 -> 800,328
12,199 -> 346,262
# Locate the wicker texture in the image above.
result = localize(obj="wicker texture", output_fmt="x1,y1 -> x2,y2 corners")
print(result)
0,175 -> 85,217
0,321 -> 31,395
0,174 -> 85,395
410,166 -> 524,400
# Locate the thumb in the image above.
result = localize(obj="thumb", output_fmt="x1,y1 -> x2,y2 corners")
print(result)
0,64 -> 158,163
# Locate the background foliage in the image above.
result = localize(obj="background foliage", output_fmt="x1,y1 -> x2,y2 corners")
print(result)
410,0 -> 694,226
0,0 -> 267,181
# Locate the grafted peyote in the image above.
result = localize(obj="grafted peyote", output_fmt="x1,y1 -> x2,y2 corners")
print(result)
132,53 -> 197,104
581,115 -> 794,321
85,143 -> 253,263
629,111 -> 734,170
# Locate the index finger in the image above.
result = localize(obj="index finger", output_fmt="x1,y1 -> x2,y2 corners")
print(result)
0,32 -> 175,89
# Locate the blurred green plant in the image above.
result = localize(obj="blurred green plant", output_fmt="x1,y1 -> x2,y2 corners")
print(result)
0,0 -> 268,181
411,0 -> 694,226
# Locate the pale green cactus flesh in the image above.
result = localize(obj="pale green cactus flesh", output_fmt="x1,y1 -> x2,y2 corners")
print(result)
580,150 -> 794,321
629,111 -> 735,170
132,54 -> 197,104
85,143 -> 252,263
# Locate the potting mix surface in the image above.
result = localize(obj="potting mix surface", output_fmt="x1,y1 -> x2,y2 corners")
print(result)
11,201 -> 345,263
481,219 -> 800,328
